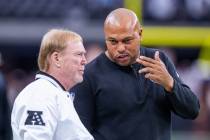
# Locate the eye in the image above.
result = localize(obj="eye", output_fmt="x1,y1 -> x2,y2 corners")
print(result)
107,39 -> 118,45
122,38 -> 133,44
75,52 -> 84,56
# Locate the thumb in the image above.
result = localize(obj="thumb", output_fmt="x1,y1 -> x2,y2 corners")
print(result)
154,51 -> 160,61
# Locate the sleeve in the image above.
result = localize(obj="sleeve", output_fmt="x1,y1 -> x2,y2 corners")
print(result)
71,73 -> 95,133
161,52 -> 200,119
11,92 -> 59,140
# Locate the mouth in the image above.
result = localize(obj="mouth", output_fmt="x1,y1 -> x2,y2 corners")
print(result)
116,54 -> 129,62
79,69 -> 84,74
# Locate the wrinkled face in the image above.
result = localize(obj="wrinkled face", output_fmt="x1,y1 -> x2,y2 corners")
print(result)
60,41 -> 87,85
105,26 -> 141,66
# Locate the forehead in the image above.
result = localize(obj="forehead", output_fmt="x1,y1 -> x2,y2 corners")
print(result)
105,26 -> 138,39
65,41 -> 85,52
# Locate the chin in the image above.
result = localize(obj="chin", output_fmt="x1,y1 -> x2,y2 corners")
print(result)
76,77 -> 84,84
116,61 -> 131,66
114,58 -> 133,66
118,63 -> 129,66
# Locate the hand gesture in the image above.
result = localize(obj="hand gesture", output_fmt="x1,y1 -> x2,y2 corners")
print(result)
136,51 -> 174,92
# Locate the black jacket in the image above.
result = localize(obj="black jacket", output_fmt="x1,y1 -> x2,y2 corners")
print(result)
71,47 -> 200,140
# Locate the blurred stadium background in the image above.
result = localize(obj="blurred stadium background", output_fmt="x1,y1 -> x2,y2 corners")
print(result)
0,0 -> 210,139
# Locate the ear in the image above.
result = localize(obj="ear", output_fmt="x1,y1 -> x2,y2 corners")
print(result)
139,28 -> 143,41
51,51 -> 61,68
139,27 -> 143,36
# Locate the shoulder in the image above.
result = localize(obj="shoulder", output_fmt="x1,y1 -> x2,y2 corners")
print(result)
14,79 -> 60,107
141,46 -> 168,61
12,79 -> 61,123
25,78 -> 59,95
85,53 -> 105,74
141,46 -> 158,56
87,53 -> 105,67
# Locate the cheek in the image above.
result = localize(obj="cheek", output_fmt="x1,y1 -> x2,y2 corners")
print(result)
63,59 -> 77,70
107,45 -> 117,54
108,49 -> 117,59
131,47 -> 139,53
129,42 -> 140,52
68,57 -> 80,64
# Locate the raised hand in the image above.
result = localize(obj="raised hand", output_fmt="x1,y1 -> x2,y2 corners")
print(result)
136,51 -> 174,92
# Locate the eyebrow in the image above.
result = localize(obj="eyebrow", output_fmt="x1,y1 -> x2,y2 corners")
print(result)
74,50 -> 86,54
106,36 -> 134,41
106,36 -> 135,41
122,37 -> 135,41
106,37 -> 117,41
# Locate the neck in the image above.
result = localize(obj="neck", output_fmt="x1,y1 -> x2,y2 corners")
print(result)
105,51 -> 112,61
47,71 -> 74,91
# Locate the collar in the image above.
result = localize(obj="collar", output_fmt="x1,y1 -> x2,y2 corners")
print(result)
35,71 -> 66,91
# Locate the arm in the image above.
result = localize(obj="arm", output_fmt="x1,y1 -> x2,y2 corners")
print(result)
12,96 -> 58,140
137,50 -> 199,119
163,52 -> 200,119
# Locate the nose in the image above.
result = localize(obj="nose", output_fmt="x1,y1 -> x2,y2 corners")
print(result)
117,42 -> 126,53
81,54 -> 87,65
